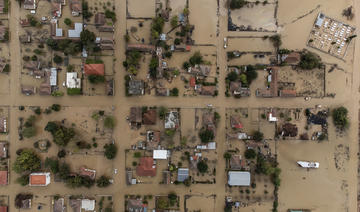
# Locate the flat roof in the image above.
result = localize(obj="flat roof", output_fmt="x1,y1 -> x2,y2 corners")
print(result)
29,172 -> 51,186
153,150 -> 168,159
228,171 -> 250,186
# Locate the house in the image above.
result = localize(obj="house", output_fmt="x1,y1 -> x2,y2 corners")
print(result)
136,157 -> 156,177
66,72 -> 81,88
0,0 -> 4,14
95,13 -> 105,26
228,171 -> 250,186
21,85 -> 36,95
0,206 -> 7,212
282,52 -> 301,65
203,112 -> 215,132
279,89 -> 297,97
29,172 -> 51,186
200,86 -> 216,96
165,111 -> 179,129
128,80 -> 144,95
189,77 -> 196,87
153,150 -> 169,160
53,198 -> 65,212
130,107 -> 142,127
84,64 -> 105,76
143,109 -> 156,125
70,0 -> 81,16
0,142 -> 7,158
51,1 -> 62,18
106,79 -> 114,96
0,117 -> 7,133
24,0 -> 36,10
23,61 -> 40,71
281,123 -> 298,137
39,83 -> 51,95
127,199 -> 146,212
0,170 -> 7,185
68,23 -> 83,38
98,26 -> 114,32
177,168 -> 189,182
146,131 -> 161,149
230,115 -> 243,129
156,87 -> 169,96
230,155 -> 248,170
188,65 -> 211,76
50,68 -> 57,86
19,34 -> 31,43
230,81 -> 250,97
50,19 -> 63,37
81,199 -> 95,211
69,199 -> 81,212
0,27 -> 8,41
79,167 -> 96,180
126,44 -> 155,53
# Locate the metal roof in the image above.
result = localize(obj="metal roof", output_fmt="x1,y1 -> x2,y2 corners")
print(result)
228,171 -> 250,186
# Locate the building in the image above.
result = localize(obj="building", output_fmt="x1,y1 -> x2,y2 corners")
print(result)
0,0 -> 4,14
81,199 -> 95,211
177,168 -> 189,182
153,150 -> 169,160
130,107 -> 142,127
126,199 -> 146,212
21,85 -> 36,95
29,173 -> 51,186
156,87 -> 170,96
51,1 -> 62,18
50,68 -> 57,86
282,52 -> 301,65
95,13 -> 105,26
230,155 -> 248,170
128,80 -> 144,95
39,83 -> 52,95
84,64 -> 105,76
200,86 -> 216,96
136,157 -> 156,177
126,44 -> 155,53
165,111 -> 179,129
279,89 -> 297,97
70,0 -> 81,16
281,123 -> 298,137
228,171 -> 250,186
50,19 -> 63,37
0,170 -> 7,185
229,81 -> 250,97
146,131 -> 161,149
0,27 -> 7,41
188,65 -> 211,77
24,0 -> 36,10
0,142 -> 7,158
53,198 -> 65,212
143,109 -> 157,125
106,79 -> 114,96
68,23 -> 83,38
66,72 -> 81,89
0,206 -> 7,212
230,115 -> 243,129
0,117 -> 7,133
79,167 -> 96,180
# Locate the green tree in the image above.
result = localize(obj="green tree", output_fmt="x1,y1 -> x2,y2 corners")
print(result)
64,18 -> 72,26
105,9 -> 116,22
149,57 -> 159,79
229,0 -> 247,9
269,34 -> 282,48
170,16 -> 178,28
197,160 -> 208,173
170,88 -> 179,96
299,51 -> 322,70
226,71 -> 238,82
80,29 -> 96,45
223,152 -> 232,160
16,175 -> 29,186
332,106 -> 349,130
44,157 -> 60,174
53,55 -> 63,64
96,175 -> 111,187
104,116 -> 116,129
51,104 -> 61,111
253,131 -> 264,142
189,51 -> 203,66
199,129 -> 214,143
88,75 -> 105,84
23,127 -> 36,138
13,149 -> 41,173
104,143 -> 117,160
245,148 -> 256,159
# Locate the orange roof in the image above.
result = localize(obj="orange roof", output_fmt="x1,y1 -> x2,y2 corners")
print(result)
0,171 -> 7,185
84,64 -> 105,76
190,77 -> 196,87
136,157 -> 156,177
0,206 -> 7,212
30,174 -> 47,185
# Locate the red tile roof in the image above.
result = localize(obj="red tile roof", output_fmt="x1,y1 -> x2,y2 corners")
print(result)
190,77 -> 196,87
30,174 -> 46,185
0,206 -> 7,212
84,64 -> 105,76
136,157 -> 156,177
0,171 -> 7,185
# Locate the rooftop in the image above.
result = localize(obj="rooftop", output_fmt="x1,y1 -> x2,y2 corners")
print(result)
29,172 -> 51,186
136,157 -> 156,177
228,171 -> 250,186
84,64 -> 105,76
0,170 -> 7,185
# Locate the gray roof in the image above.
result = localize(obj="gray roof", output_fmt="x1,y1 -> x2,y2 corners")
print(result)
177,168 -> 189,182
128,80 -> 144,95
228,171 -> 250,186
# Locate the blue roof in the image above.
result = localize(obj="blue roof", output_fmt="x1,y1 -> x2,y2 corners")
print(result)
177,168 -> 189,182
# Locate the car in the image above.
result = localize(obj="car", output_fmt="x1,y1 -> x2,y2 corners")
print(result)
224,37 -> 227,49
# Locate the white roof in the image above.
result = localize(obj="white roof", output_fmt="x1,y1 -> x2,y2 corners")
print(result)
66,72 -> 81,88
50,68 -> 57,86
228,171 -> 251,186
81,199 -> 95,211
68,23 -> 83,38
315,13 -> 324,27
153,150 -> 168,159
297,161 -> 319,168
268,112 -> 277,122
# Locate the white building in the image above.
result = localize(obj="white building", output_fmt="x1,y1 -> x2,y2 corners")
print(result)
50,68 -> 57,86
66,72 -> 81,88
153,150 -> 169,160
68,23 -> 83,38
81,199 -> 95,211
228,171 -> 250,186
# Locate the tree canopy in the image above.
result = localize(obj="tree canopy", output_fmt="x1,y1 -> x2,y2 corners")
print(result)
199,128 -> 215,143
197,160 -> 208,173
252,130 -> 264,142
13,149 -> 41,174
332,106 -> 349,130
104,143 -> 117,160
299,51 -> 322,70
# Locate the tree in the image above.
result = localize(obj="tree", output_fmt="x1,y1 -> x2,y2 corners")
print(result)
199,129 -> 214,143
197,160 -> 208,173
170,16 -> 178,28
223,152 -> 232,160
104,143 -> 117,159
104,116 -> 116,129
253,131 -> 264,142
245,149 -> 256,159
269,34 -> 282,48
158,106 -> 168,120
299,51 -> 322,70
45,122 -> 75,147
16,175 -> 29,186
15,194 -> 33,209
58,162 -> 70,180
189,51 -> 203,66
80,29 -> 96,45
149,57 -> 159,79
57,149 -> 66,158
88,75 -> 105,84
170,88 -> 179,96
105,9 -> 116,22
51,104 -> 61,111
229,0 -> 247,9
13,149 -> 41,173
64,18 -> 72,26
23,127 -> 36,138
226,71 -> 238,82
53,55 -> 63,64
332,106 -> 349,130
44,157 -> 60,174
96,175 -> 111,187
168,192 -> 177,206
